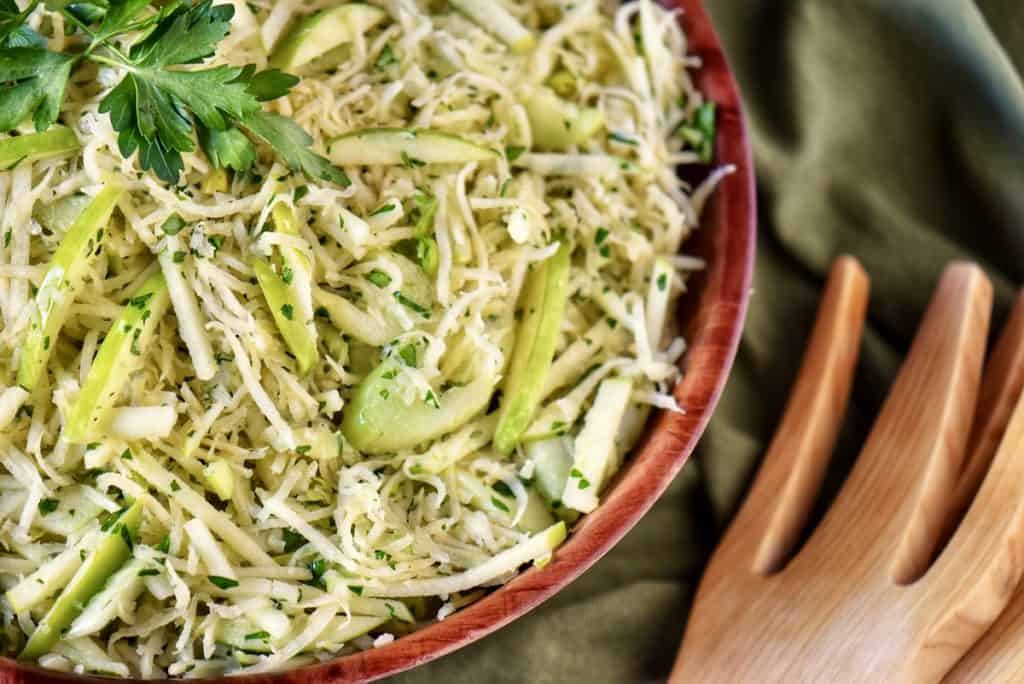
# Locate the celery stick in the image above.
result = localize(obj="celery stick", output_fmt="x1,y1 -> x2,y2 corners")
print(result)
0,126 -> 80,169
65,272 -> 171,444
17,186 -> 122,391
19,502 -> 143,661
494,242 -> 571,453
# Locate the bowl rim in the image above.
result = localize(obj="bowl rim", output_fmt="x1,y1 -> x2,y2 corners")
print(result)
0,1 -> 756,681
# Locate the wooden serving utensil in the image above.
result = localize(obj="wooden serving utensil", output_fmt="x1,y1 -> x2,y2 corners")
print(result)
671,258 -> 1024,683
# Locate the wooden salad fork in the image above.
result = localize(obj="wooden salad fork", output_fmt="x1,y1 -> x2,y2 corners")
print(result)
671,258 -> 1024,683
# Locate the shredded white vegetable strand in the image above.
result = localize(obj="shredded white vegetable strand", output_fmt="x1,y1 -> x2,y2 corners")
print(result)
0,0 -> 726,677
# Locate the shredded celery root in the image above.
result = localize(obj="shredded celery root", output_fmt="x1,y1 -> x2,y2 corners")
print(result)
0,0 -> 728,676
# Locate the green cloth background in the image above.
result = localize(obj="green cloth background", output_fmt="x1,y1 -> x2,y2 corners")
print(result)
395,1 -> 1024,681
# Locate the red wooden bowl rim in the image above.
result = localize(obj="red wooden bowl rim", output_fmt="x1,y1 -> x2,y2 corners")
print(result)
1,1 -> 755,681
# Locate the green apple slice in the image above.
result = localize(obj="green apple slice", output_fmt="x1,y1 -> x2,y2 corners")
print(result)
252,203 -> 318,374
18,186 -> 123,391
0,126 -> 80,169
252,255 -> 317,375
561,377 -> 634,513
522,86 -> 605,150
328,128 -> 498,166
342,355 -> 498,454
270,3 -> 387,71
20,502 -> 143,661
32,195 -> 93,242
493,241 -> 572,453
65,271 -> 171,443
526,437 -> 573,505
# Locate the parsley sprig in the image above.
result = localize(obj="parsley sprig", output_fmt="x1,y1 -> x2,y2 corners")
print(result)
0,0 -> 348,186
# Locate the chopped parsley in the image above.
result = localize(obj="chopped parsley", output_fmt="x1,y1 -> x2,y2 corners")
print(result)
367,270 -> 392,288
369,202 -> 397,216
398,344 -> 417,367
394,291 -> 430,317
282,529 -> 307,553
208,576 -> 239,590
161,214 -> 186,235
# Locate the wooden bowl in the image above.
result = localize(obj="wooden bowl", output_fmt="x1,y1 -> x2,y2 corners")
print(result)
1,1 -> 755,681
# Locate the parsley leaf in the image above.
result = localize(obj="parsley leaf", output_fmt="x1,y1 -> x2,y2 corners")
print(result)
0,0 -> 348,185
0,47 -> 74,131
239,109 -> 350,187
95,0 -> 156,41
197,123 -> 256,172
0,0 -> 42,48
282,529 -> 306,553
208,575 -> 238,589
2,23 -> 42,47
233,64 -> 298,102
127,1 -> 236,74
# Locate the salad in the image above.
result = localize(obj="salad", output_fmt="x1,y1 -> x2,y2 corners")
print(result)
0,0 -> 728,676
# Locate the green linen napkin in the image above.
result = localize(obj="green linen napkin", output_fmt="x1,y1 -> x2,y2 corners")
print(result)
396,1 -> 1024,680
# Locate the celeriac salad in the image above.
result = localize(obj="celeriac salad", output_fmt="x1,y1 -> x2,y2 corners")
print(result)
0,0 -> 728,676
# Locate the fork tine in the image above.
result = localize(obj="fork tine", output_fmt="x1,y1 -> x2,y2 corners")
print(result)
933,292 -> 1024,557
749,256 -> 869,574
794,262 -> 991,585
720,256 -> 869,574
907,388 -> 1024,681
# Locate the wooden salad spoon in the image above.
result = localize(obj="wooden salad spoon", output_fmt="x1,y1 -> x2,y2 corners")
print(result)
671,257 -> 1024,683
